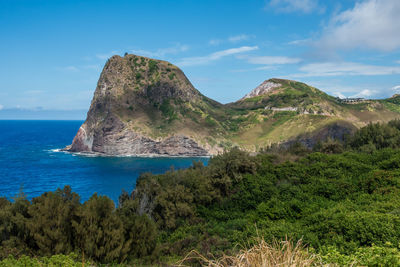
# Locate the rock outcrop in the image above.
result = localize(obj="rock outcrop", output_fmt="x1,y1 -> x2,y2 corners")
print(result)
242,80 -> 281,99
66,54 -> 211,156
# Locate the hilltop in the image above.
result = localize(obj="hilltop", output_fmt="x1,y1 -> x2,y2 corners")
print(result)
66,54 -> 400,156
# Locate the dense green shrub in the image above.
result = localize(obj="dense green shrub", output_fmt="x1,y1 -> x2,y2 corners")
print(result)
27,186 -> 79,255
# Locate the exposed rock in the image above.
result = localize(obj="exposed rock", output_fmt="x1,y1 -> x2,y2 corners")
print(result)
66,54 -> 210,156
242,80 -> 281,99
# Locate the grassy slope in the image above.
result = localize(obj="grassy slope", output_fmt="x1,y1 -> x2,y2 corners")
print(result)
226,79 -> 400,149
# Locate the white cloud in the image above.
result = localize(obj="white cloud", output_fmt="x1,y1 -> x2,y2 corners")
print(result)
293,62 -> 400,77
351,89 -> 376,98
392,85 -> 400,91
209,34 -> 253,46
228,34 -> 252,43
130,44 -> 189,58
267,0 -> 322,14
245,56 -> 302,65
317,0 -> 400,52
0,104 -> 3,110
177,46 -> 259,66
332,92 -> 346,99
397,60 -> 400,64
305,81 -> 387,99
287,38 -> 311,46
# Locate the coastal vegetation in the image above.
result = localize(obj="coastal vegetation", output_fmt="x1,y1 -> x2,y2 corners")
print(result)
2,120 -> 400,266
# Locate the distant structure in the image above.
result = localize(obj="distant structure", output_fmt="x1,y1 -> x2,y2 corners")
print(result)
335,97 -> 367,104
264,106 -> 297,112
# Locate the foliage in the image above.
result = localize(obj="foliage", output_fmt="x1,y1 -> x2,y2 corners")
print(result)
27,186 -> 79,255
0,191 -> 158,264
318,243 -> 400,266
159,99 -> 177,122
73,194 -> 126,263
148,59 -> 158,75
168,72 -> 176,80
347,120 -> 400,151
3,120 -> 400,265
0,253 -> 91,267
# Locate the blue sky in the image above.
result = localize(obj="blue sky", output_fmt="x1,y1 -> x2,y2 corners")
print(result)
1,0 -> 400,118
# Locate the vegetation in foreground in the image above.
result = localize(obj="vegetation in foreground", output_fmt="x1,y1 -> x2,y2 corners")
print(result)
2,120 -> 400,266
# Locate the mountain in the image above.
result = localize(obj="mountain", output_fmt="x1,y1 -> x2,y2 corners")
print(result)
65,54 -> 400,156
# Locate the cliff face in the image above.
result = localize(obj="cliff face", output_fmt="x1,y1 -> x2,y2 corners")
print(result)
67,54 -> 210,156
66,54 -> 400,156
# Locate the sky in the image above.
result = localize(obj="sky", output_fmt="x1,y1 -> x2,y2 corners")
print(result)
1,0 -> 400,119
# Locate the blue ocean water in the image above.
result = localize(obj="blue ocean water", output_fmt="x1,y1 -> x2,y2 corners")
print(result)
0,120 -> 208,203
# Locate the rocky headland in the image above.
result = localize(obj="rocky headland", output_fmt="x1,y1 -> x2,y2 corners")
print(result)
66,54 -> 400,156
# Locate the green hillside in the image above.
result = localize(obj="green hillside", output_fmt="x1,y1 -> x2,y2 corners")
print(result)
222,78 -> 400,150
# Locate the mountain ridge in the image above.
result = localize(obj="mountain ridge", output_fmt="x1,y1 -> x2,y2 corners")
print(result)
65,54 -> 400,156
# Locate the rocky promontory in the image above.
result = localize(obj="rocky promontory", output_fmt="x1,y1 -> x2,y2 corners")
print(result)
66,54 -> 400,156
66,54 -> 213,156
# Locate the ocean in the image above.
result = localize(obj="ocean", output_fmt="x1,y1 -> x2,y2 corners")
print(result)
0,120 -> 208,203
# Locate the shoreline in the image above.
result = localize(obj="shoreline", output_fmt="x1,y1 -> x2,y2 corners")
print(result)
52,148 -> 211,158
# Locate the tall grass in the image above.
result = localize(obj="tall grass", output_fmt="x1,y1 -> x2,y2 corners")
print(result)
178,238 -> 325,267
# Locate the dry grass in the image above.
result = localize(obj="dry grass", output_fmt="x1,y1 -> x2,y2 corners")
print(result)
177,238 -> 324,267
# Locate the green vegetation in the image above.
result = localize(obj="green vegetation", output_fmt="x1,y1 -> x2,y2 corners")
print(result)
148,60 -> 158,75
0,254 -> 94,267
168,72 -> 175,80
159,99 -> 178,123
3,120 -> 400,266
0,188 -> 158,264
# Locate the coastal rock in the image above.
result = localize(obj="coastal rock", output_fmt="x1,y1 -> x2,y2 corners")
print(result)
66,54 -> 211,156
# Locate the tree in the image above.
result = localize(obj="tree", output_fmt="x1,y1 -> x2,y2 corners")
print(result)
73,194 -> 126,263
27,186 -> 80,255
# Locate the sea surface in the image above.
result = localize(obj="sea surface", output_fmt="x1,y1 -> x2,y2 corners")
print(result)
0,120 -> 208,203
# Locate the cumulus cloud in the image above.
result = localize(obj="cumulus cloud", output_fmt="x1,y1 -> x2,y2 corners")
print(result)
317,0 -> 400,52
244,56 -> 302,65
177,46 -> 259,66
267,0 -> 322,14
392,85 -> 400,91
130,43 -> 189,58
293,62 -> 400,77
332,92 -> 346,99
351,89 -> 376,98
